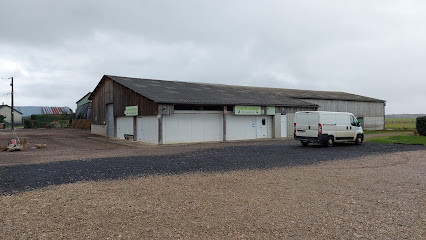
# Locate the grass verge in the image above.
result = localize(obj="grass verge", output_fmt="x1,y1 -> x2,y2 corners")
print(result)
366,135 -> 426,145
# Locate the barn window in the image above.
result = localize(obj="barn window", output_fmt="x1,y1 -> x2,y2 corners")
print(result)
203,105 -> 222,111
174,105 -> 201,110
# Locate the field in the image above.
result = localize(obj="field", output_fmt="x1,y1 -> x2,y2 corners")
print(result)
1,129 -> 425,239
385,118 -> 416,130
365,130 -> 426,145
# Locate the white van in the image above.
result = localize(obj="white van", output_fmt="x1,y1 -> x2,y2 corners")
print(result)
294,111 -> 363,147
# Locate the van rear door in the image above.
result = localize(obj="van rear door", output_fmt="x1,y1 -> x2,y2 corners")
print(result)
295,112 -> 319,138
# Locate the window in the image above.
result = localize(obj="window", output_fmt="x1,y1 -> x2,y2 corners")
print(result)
203,105 -> 222,111
350,116 -> 358,126
174,105 -> 201,110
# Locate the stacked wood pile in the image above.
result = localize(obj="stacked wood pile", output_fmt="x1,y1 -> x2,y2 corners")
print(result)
71,119 -> 91,130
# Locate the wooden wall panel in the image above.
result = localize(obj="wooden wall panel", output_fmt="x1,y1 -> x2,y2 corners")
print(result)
91,76 -> 158,125
112,81 -> 158,117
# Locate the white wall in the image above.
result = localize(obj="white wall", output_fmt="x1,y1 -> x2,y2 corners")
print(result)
226,114 -> 273,140
287,113 -> 296,138
0,107 -> 22,123
267,116 -> 273,138
163,111 -> 223,144
226,114 -> 257,140
364,117 -> 385,130
91,124 -> 107,137
137,116 -> 159,144
116,117 -> 134,139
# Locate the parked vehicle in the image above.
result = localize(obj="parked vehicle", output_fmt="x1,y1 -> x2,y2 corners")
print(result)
294,111 -> 363,147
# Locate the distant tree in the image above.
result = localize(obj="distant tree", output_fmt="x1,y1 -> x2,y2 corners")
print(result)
0,115 -> 4,123
416,116 -> 426,136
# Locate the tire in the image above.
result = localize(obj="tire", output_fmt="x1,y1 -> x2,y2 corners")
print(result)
326,136 -> 334,147
301,141 -> 309,147
355,134 -> 363,145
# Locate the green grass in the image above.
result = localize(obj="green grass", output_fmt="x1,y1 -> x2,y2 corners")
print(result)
366,134 -> 426,145
364,130 -> 412,135
385,118 -> 416,130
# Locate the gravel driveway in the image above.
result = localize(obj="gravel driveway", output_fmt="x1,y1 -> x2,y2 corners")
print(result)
1,142 -> 424,195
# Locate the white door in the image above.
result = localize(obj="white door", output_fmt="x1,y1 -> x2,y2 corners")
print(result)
281,114 -> 288,137
137,117 -> 143,141
116,117 -> 133,139
256,117 -> 267,138
163,111 -> 223,143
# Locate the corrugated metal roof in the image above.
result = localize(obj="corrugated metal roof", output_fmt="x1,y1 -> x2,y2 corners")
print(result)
102,75 -> 385,106
15,106 -> 72,117
42,107 -> 64,115
104,75 -> 316,107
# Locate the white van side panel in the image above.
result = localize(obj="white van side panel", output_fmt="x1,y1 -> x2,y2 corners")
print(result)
334,113 -> 350,138
319,113 -> 335,136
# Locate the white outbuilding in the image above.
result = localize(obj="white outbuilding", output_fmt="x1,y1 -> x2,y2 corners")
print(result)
0,104 -> 23,124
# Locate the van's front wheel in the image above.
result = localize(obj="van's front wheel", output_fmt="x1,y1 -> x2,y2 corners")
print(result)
326,136 -> 334,147
355,134 -> 363,145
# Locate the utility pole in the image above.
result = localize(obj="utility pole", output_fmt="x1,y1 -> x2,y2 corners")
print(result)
10,77 -> 14,131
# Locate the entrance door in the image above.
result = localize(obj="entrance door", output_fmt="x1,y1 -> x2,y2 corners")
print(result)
256,117 -> 267,138
106,104 -> 114,137
281,114 -> 288,137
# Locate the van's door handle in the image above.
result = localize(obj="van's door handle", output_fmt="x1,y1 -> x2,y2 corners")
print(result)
346,126 -> 348,130
350,126 -> 352,130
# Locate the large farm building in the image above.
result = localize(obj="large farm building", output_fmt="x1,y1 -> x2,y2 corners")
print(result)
90,75 -> 385,144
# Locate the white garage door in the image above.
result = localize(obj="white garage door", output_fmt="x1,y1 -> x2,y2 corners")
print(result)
116,117 -> 134,139
163,111 -> 223,144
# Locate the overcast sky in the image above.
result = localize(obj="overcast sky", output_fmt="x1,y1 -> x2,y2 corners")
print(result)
0,0 -> 425,114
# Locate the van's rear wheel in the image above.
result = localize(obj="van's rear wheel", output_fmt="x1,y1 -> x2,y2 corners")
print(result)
301,141 -> 309,147
355,134 -> 363,145
326,136 -> 334,147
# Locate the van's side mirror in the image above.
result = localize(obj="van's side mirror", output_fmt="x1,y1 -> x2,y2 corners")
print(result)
357,122 -> 361,127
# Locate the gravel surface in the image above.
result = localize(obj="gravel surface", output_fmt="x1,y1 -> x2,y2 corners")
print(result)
1,141 -> 424,195
0,150 -> 424,239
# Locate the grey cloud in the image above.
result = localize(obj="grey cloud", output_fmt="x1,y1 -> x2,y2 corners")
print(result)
0,0 -> 425,113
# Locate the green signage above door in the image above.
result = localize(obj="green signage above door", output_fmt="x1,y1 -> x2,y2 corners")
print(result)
124,106 -> 138,116
266,106 -> 276,115
234,106 -> 261,115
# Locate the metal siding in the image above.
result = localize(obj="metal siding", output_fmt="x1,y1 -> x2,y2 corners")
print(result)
297,99 -> 385,130
106,104 -> 114,137
302,99 -> 384,117
287,113 -> 296,138
163,111 -> 223,144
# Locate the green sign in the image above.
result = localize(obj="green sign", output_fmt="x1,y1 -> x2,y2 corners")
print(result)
235,106 -> 261,115
266,106 -> 276,115
124,106 -> 138,116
